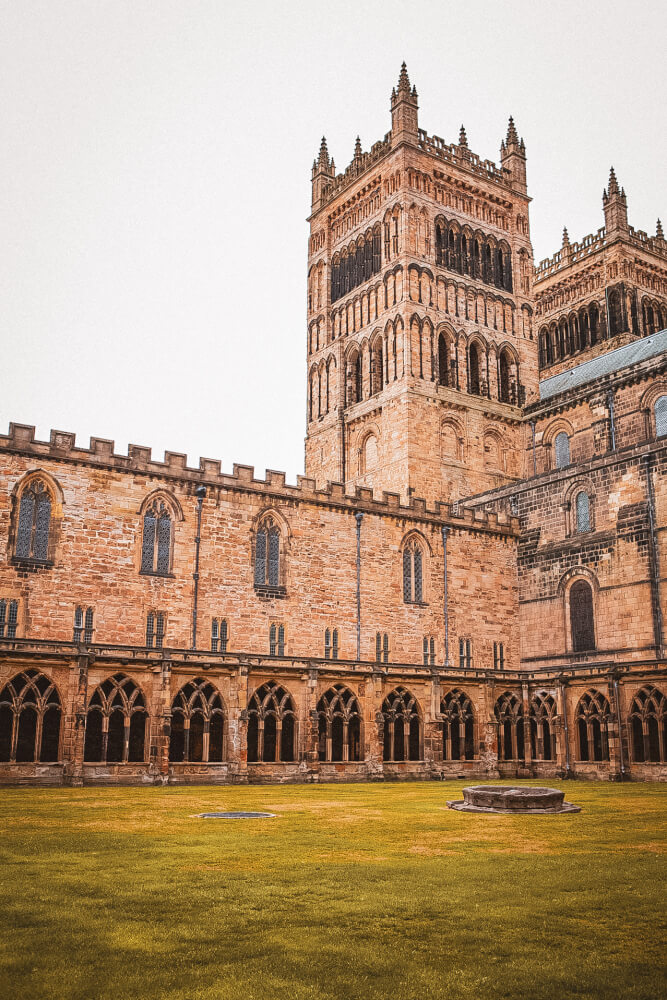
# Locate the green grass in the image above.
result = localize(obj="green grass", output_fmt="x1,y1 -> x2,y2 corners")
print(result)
0,780 -> 665,1000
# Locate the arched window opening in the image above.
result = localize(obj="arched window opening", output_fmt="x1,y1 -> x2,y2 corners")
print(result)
375,632 -> 389,664
169,678 -> 225,763
589,302 -> 600,345
211,618 -> 228,653
494,692 -> 524,761
269,623 -> 286,656
655,396 -> 667,438
529,693 -> 557,761
629,686 -> 666,763
317,685 -> 362,762
371,340 -> 383,395
0,599 -> 19,638
468,342 -> 481,396
382,688 -> 421,762
554,432 -> 570,469
608,288 -> 624,336
575,492 -> 591,533
15,479 -> 52,562
247,681 -> 296,763
437,333 -> 450,387
575,691 -> 610,762
146,611 -> 166,649
499,350 -> 511,403
0,669 -> 61,763
403,539 -> 424,603
255,518 -> 281,589
74,606 -> 94,644
141,498 -> 172,575
441,689 -> 474,761
84,674 -> 146,764
570,580 -> 595,652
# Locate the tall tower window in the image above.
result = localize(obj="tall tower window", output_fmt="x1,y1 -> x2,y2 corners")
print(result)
570,581 -> 595,652
655,396 -> 667,437
15,479 -> 52,562
255,518 -> 281,589
141,499 -> 172,575
403,541 -> 423,603
554,432 -> 570,469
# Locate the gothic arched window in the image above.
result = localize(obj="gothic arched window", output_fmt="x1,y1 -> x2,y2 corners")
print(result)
554,432 -> 570,469
494,692 -> 524,761
575,492 -> 591,533
15,478 -> 52,562
575,690 -> 610,762
247,681 -> 296,763
382,687 -> 421,762
84,674 -> 147,764
629,686 -> 666,763
317,685 -> 362,762
169,678 -> 224,763
141,498 -> 173,575
441,689 -> 474,761
0,669 -> 61,763
529,692 -> 556,761
655,395 -> 667,438
570,580 -> 595,652
255,517 -> 281,589
402,538 -> 424,603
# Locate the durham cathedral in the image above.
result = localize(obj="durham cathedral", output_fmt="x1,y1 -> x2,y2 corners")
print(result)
1,65 -> 666,786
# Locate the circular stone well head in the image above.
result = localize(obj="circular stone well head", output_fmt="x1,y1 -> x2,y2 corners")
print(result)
196,811 -> 276,819
447,785 -> 580,814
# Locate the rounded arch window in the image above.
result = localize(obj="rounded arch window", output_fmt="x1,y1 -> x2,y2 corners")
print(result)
655,395 -> 667,438
575,491 -> 591,533
554,432 -> 570,469
569,580 -> 595,652
361,433 -> 378,473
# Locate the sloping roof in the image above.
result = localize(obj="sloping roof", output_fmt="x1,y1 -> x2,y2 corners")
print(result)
539,328 -> 667,401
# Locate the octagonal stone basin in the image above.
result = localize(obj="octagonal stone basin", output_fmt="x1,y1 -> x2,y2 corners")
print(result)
447,785 -> 581,814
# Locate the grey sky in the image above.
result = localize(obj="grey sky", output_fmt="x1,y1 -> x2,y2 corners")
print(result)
1,0 -> 665,483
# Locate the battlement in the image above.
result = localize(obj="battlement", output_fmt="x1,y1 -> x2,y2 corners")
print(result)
416,129 -> 506,185
319,136 -> 392,210
0,422 -> 519,536
535,223 -> 667,283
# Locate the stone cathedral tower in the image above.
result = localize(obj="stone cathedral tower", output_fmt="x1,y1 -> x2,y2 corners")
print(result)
305,64 -> 537,503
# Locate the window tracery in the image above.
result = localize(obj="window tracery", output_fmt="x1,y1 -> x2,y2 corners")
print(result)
402,538 -> 424,603
529,692 -> 556,761
575,690 -> 610,762
441,689 -> 474,761
629,686 -> 666,763
382,687 -> 421,761
15,478 -> 52,562
140,498 -> 173,575
169,678 -> 224,763
317,685 -> 361,762
0,669 -> 61,763
494,692 -> 524,761
246,681 -> 296,763
83,674 -> 146,764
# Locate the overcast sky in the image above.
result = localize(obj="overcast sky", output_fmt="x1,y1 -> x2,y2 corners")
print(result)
1,0 -> 665,483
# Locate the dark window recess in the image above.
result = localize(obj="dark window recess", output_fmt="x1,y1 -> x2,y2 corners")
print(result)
16,480 -> 51,561
0,669 -> 61,763
423,637 -> 435,666
74,606 -> 94,644
83,673 -> 147,764
403,543 -> 423,603
570,581 -> 595,652
493,642 -> 505,669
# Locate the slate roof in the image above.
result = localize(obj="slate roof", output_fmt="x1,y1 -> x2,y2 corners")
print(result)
539,328 -> 667,401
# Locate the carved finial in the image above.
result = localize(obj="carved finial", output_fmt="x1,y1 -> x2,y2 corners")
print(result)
459,124 -> 468,147
318,136 -> 329,167
562,226 -> 570,246
506,116 -> 519,145
354,135 -> 362,159
397,61 -> 411,93
608,165 -> 619,195
657,218 -> 664,239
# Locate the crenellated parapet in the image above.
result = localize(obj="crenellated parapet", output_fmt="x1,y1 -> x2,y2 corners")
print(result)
0,423 -> 519,537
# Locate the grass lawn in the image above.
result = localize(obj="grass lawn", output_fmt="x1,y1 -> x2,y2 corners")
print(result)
0,780 -> 665,1000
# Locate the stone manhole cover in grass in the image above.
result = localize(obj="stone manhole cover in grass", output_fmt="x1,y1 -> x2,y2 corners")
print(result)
196,811 -> 276,819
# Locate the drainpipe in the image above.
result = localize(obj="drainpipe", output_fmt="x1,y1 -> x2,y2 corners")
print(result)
355,512 -> 363,661
441,525 -> 450,666
607,389 -> 616,452
642,454 -> 664,653
559,674 -> 571,778
611,670 -> 626,779
529,420 -> 537,477
191,485 -> 206,650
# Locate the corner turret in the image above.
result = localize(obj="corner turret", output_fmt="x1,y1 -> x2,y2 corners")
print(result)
500,116 -> 527,193
390,62 -> 419,147
602,167 -> 629,237
311,136 -> 336,213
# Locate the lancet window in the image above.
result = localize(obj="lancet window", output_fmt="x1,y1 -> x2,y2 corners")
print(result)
15,478 -> 52,562
570,580 -> 595,652
141,498 -> 173,575
146,611 -> 166,649
255,517 -> 281,589
211,618 -> 228,653
402,539 -> 424,603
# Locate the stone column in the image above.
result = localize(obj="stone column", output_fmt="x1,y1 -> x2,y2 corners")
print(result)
63,652 -> 89,787
150,657 -> 171,783
480,678 -> 499,776
521,682 -> 532,767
